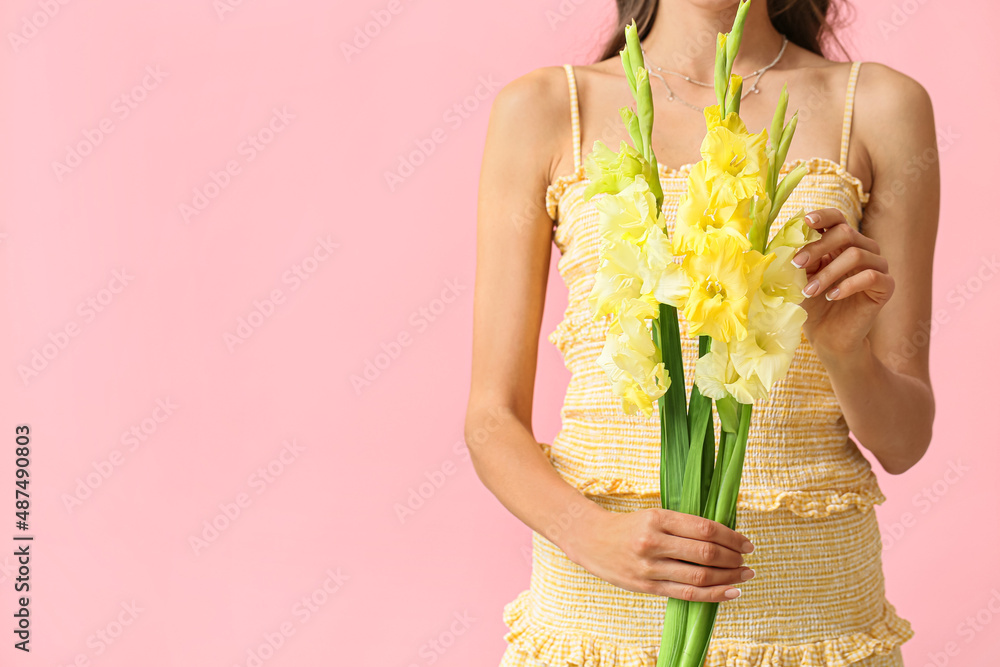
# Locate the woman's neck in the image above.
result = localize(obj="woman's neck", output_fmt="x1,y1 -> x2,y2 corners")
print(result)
639,0 -> 787,83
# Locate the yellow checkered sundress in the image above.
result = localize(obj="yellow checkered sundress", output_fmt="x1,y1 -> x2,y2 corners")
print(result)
499,62 -> 913,667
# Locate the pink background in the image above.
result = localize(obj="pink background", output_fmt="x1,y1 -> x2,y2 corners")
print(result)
0,0 -> 996,665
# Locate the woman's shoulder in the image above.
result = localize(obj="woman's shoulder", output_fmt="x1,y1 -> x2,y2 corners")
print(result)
851,60 -> 935,170
487,64 -> 580,187
489,65 -> 574,132
853,60 -> 933,112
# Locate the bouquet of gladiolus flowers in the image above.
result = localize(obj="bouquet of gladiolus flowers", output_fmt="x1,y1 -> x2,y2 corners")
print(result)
583,1 -> 820,665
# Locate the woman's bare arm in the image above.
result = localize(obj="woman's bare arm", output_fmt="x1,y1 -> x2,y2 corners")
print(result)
465,65 -> 607,558
797,63 -> 939,475
465,66 -> 755,602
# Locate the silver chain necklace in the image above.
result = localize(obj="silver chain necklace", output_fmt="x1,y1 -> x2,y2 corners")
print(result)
640,35 -> 789,112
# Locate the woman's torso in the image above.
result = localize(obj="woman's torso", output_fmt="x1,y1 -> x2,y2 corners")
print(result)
498,61 -> 914,666
541,61 -> 885,514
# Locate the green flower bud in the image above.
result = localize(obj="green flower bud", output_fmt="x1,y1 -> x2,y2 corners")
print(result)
769,163 -> 808,226
770,84 -> 789,153
620,47 -> 636,96
619,107 -> 643,153
777,112 -> 799,167
715,34 -> 728,111
726,0 -> 752,68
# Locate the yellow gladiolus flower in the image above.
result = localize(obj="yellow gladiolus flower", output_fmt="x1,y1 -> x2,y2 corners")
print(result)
694,338 -> 767,404
704,103 -> 749,134
766,207 -> 821,253
758,245 -> 807,307
593,174 -> 660,243
615,297 -> 660,358
582,140 -> 657,201
639,223 -> 690,308
596,297 -> 669,416
673,160 -> 754,255
728,299 -> 807,395
596,333 -> 648,414
701,124 -> 768,205
588,237 -> 645,318
681,235 -> 775,342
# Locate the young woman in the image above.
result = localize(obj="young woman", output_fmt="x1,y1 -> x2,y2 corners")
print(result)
465,1 -> 938,665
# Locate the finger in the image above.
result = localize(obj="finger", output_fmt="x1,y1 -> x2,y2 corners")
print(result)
793,213 -> 880,271
803,207 -> 849,238
801,246 -> 888,299
657,510 -> 755,556
826,268 -> 895,304
644,558 -> 754,588
660,533 -> 747,569
644,579 -> 745,603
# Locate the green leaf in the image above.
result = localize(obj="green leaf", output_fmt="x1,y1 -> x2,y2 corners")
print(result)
703,429 -> 729,520
716,395 -> 739,434
657,597 -> 689,667
678,601 -> 720,667
692,336 -> 715,506
657,303 -> 689,512
713,402 -> 753,528
679,381 -> 712,517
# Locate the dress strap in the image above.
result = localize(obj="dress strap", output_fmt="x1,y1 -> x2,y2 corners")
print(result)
839,61 -> 862,169
562,64 -> 582,173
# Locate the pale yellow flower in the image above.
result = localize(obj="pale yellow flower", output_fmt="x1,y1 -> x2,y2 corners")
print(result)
758,245 -> 808,307
638,223 -> 690,308
728,299 -> 807,395
588,237 -> 644,319
703,103 -> 748,135
582,140 -> 657,201
595,297 -> 669,416
694,339 -> 767,404
766,207 -> 821,253
593,173 -> 659,243
701,124 -> 769,205
681,235 -> 775,342
596,335 -> 650,415
673,160 -> 753,255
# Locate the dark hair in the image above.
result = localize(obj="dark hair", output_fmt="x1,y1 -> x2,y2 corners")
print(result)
595,0 -> 855,63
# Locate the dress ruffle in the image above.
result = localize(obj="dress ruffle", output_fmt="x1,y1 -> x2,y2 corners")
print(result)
561,475 -> 885,518
654,156 -> 871,209
539,438 -> 886,519
503,589 -> 658,667
543,156 -> 870,224
546,167 -> 586,221
703,602 -> 913,667
503,589 -> 913,667
736,485 -> 886,518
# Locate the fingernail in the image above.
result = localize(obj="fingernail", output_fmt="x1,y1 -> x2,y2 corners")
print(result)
802,280 -> 819,297
741,541 -> 754,554
724,588 -> 742,599
805,213 -> 818,226
791,251 -> 809,268
741,568 -> 755,581
825,287 -> 840,301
